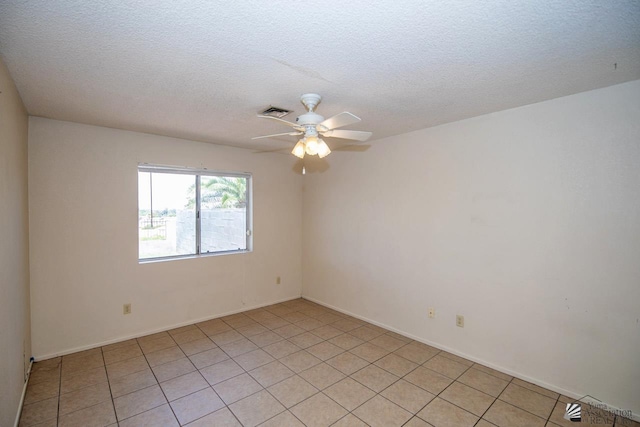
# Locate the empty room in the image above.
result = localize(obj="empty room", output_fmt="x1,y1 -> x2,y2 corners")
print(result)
1,1 -> 639,426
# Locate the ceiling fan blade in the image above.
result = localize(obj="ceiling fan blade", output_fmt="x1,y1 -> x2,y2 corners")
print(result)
319,112 -> 361,130
257,115 -> 303,129
322,129 -> 372,141
251,132 -> 302,140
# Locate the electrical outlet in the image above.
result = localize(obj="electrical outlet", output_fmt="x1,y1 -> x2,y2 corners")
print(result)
123,303 -> 132,315
456,314 -> 464,328
428,308 -> 436,318
276,276 -> 281,285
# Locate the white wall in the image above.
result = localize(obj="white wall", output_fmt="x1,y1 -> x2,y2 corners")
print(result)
302,80 -> 640,414
0,59 -> 31,426
29,118 -> 302,358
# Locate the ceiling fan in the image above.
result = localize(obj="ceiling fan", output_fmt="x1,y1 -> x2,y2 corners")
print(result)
252,93 -> 372,159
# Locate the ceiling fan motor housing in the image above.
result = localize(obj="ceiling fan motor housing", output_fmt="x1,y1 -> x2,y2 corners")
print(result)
296,111 -> 324,126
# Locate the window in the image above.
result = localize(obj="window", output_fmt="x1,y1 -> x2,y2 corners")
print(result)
138,165 -> 251,261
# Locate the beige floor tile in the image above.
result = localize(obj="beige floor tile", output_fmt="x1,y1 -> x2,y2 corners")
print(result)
512,378 -> 560,399
423,354 -> 470,379
273,324 -> 306,339
615,417 -> 640,427
61,352 -> 105,375
60,366 -> 107,394
211,330 -> 245,346
198,321 -> 232,337
118,403 -> 178,427
223,314 -> 256,328
59,381 -> 111,415
249,361 -> 294,387
439,381 -> 495,416
349,326 -> 385,342
457,368 -> 509,398
483,399 -> 546,427
437,351 -> 474,367
306,341 -> 345,361
296,317 -> 325,331
168,324 -> 198,336
113,384 -> 166,421
234,349 -> 275,371
102,339 -> 138,353
249,331 -> 284,347
332,414 -> 369,426
326,352 -> 369,376
472,364 -> 513,382
213,373 -> 263,405
230,389 -> 286,427
172,328 -> 207,345
268,375 -> 319,408
259,410 -> 305,426
418,397 -> 479,427
499,382 -> 556,419
375,353 -> 419,377
329,333 -> 365,350
351,364 -> 399,393
331,318 -> 364,332
311,325 -> 343,340
291,392 -> 348,427
279,350 -> 322,373
24,379 -> 59,405
19,396 -> 58,426
189,347 -> 229,369
170,387 -> 225,425
369,334 -> 407,351
404,366 -> 453,395
353,395 -> 413,427
200,359 -> 244,385
384,331 -> 413,343
393,342 -> 440,365
349,342 -> 390,363
145,346 -> 185,367
28,365 -> 60,386
237,323 -> 269,337
151,357 -> 196,382
106,356 -> 149,380
57,400 -> 116,427
160,371 -> 209,401
381,379 -> 435,413
476,420 -> 499,427
259,317 -> 291,330
288,332 -> 324,349
299,362 -> 346,390
138,335 -> 176,354
185,406 -> 241,426
103,344 -> 143,366
137,331 -> 170,344
31,357 -> 61,372
109,368 -> 157,398
179,337 -> 217,356
404,416 -> 432,426
220,338 -> 260,357
325,377 -> 375,411
263,339 -> 301,359
62,348 -> 101,361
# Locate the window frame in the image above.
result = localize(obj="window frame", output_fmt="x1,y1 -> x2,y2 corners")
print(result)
138,164 -> 253,263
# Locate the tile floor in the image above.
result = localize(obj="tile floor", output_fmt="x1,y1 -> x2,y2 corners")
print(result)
20,298 -> 638,427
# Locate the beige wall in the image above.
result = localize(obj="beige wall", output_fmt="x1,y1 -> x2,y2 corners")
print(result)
302,80 -> 640,414
28,118 -> 303,358
0,59 -> 31,426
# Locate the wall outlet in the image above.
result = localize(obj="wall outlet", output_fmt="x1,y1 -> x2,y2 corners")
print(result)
456,314 -> 464,327
123,303 -> 132,315
276,276 -> 281,285
428,308 -> 436,318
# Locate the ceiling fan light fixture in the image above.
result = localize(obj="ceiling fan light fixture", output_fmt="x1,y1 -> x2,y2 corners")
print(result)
292,140 -> 306,158
317,139 -> 331,158
304,136 -> 319,155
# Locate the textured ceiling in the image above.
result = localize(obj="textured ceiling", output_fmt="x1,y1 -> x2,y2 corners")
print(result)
0,1 -> 639,152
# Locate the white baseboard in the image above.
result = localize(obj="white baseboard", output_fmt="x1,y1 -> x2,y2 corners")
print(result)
302,295 -> 639,422
34,294 -> 302,361
14,359 -> 33,427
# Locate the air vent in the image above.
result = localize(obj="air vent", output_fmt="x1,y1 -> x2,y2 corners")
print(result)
260,106 -> 292,118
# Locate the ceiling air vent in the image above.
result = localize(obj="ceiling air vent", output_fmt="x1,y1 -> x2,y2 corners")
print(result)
260,106 -> 292,118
